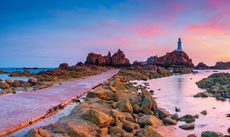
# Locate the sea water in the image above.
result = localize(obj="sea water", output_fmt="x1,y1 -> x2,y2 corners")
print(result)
0,68 -> 54,91
134,69 -> 230,137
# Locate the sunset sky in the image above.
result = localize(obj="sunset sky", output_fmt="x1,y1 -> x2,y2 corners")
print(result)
1,0 -> 230,67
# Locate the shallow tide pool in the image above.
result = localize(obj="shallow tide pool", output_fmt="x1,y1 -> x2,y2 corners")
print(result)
134,69 -> 230,137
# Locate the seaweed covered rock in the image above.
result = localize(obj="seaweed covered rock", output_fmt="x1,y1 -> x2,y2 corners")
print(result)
179,123 -> 195,130
201,131 -> 224,137
179,114 -> 195,123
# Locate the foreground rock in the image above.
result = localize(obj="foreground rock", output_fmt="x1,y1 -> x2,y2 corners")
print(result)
179,123 -> 195,130
179,114 -> 195,123
26,127 -> 51,137
138,115 -> 162,127
163,117 -> 177,125
136,126 -> 163,137
82,109 -> 114,128
201,131 -> 224,137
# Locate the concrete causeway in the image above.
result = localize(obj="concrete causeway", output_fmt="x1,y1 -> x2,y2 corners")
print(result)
0,69 -> 119,136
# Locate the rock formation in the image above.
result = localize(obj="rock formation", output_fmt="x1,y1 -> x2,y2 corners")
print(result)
214,61 -> 230,69
85,49 -> 130,67
146,51 -> 194,69
195,62 -> 210,69
59,63 -> 68,68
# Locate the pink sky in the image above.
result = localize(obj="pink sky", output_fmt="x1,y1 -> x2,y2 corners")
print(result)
0,0 -> 230,67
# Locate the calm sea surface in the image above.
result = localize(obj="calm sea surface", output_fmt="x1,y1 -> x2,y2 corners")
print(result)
134,69 -> 230,137
0,68 -> 55,81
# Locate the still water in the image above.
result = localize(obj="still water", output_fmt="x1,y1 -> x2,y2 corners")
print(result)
135,70 -> 230,137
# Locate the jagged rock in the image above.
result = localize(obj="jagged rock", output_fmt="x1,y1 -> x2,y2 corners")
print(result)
141,98 -> 152,110
26,127 -> 51,137
85,49 -> 130,67
136,126 -> 163,137
109,126 -> 126,135
59,63 -> 68,68
110,109 -> 125,120
97,127 -> 108,135
154,107 -> 169,119
5,79 -> 12,84
82,109 -> 114,128
0,82 -> 10,90
138,115 -> 162,127
141,106 -> 153,115
117,99 -> 133,113
179,114 -> 195,123
141,90 -> 157,112
115,120 -> 123,128
163,117 -> 178,125
195,62 -> 210,69
111,49 -> 131,67
201,110 -> 207,115
201,131 -> 224,137
175,107 -> 181,112
179,123 -> 195,130
120,119 -> 135,132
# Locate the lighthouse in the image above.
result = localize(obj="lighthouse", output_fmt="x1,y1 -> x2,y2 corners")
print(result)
175,38 -> 183,51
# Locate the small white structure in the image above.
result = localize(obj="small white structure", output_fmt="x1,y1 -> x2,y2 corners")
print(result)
175,38 -> 183,51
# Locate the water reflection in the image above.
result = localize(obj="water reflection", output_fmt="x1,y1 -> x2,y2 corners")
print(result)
135,70 -> 230,137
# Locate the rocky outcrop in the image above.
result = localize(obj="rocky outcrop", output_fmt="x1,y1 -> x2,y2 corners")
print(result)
214,61 -> 230,69
59,63 -> 68,68
195,62 -> 210,69
155,51 -> 194,68
85,49 -> 130,67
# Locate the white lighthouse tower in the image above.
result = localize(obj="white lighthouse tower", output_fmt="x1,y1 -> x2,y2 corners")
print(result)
175,38 -> 183,51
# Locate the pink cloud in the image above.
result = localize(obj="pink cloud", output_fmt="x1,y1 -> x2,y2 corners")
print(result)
124,23 -> 168,40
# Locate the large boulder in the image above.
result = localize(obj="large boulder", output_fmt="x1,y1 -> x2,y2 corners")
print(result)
138,115 -> 162,127
201,131 -> 224,137
154,107 -> 169,119
0,82 -> 10,90
141,90 -> 157,112
120,119 -> 135,132
179,123 -> 195,130
26,127 -> 51,137
28,78 -> 36,85
53,123 -> 92,137
141,97 -> 152,110
5,79 -> 12,84
82,109 -> 114,128
109,126 -> 126,135
136,126 -> 163,137
12,80 -> 21,87
117,99 -> 133,113
163,117 -> 178,125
